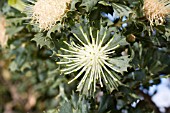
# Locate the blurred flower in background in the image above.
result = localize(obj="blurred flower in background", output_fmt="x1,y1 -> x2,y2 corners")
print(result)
0,15 -> 8,47
143,0 -> 170,26
27,0 -> 71,31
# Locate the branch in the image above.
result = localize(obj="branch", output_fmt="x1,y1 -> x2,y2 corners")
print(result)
136,89 -> 161,113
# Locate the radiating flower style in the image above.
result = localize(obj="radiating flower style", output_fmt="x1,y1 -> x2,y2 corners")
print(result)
57,26 -> 131,96
0,16 -> 8,47
27,0 -> 71,31
143,0 -> 170,26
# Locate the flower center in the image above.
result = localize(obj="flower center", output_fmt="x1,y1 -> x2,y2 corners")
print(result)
81,44 -> 105,67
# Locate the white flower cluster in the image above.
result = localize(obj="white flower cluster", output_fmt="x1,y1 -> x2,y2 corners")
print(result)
143,0 -> 170,26
57,26 -> 128,95
30,0 -> 71,30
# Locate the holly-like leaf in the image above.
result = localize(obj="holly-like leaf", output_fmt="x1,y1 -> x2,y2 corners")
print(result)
47,23 -> 63,38
59,94 -> 89,113
98,95 -> 115,113
112,3 -> 132,17
99,1 -> 132,17
80,0 -> 99,12
109,56 -> 131,74
6,26 -> 24,36
59,102 -> 73,113
45,94 -> 89,113
31,33 -> 54,49
70,0 -> 81,11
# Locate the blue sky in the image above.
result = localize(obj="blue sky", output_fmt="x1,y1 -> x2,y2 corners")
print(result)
151,78 -> 170,112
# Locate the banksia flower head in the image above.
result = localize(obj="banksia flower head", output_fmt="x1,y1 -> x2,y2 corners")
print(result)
57,25 -> 131,96
28,0 -> 71,31
143,0 -> 170,26
0,16 -> 8,47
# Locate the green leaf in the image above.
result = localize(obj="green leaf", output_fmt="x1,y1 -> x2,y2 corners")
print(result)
31,33 -> 54,49
8,0 -> 26,11
70,0 -> 81,10
80,0 -> 99,12
71,23 -> 90,45
47,23 -> 63,38
58,93 -> 89,113
59,102 -> 73,113
9,61 -> 19,71
112,3 -> 132,17
20,62 -> 31,72
98,95 -> 114,113
110,33 -> 128,48
129,70 -> 146,81
98,1 -> 111,6
6,26 -> 24,36
109,56 -> 131,74
99,1 -> 132,17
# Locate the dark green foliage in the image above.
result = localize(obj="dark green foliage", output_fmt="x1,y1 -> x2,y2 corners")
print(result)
0,0 -> 170,113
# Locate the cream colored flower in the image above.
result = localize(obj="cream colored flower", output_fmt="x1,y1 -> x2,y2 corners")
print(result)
0,16 -> 8,47
28,0 -> 71,31
56,26 -> 131,96
143,0 -> 170,26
